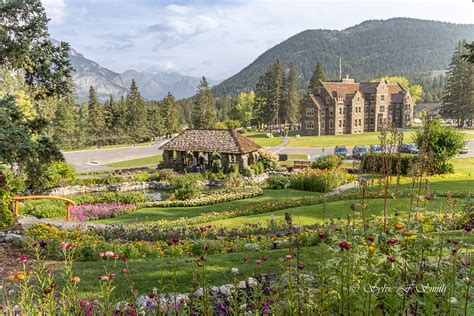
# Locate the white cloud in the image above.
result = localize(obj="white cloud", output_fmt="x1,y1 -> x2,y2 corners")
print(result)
42,0 -> 67,24
166,4 -> 193,15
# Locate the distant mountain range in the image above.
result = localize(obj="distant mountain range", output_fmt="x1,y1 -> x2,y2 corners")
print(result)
212,18 -> 474,96
67,45 -> 218,102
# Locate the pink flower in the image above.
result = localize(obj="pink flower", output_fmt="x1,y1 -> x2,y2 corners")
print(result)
387,239 -> 398,245
112,254 -> 119,259
387,256 -> 396,263
243,256 -> 249,262
121,268 -> 128,273
99,252 -> 105,257
255,259 -> 262,265
318,232 -> 326,238
108,273 -> 117,279
60,242 -> 69,250
19,255 -> 29,262
99,276 -> 109,282
104,251 -> 114,257
285,255 -> 292,261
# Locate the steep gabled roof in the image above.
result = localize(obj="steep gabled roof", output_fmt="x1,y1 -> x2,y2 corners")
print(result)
160,129 -> 261,154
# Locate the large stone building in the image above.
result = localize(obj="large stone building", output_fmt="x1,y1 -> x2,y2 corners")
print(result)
301,77 -> 414,135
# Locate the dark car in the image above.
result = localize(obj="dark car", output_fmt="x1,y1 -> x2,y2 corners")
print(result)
334,145 -> 350,158
352,146 -> 368,159
399,144 -> 419,154
369,145 -> 383,153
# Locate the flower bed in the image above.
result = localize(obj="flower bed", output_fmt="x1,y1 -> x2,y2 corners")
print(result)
70,203 -> 136,221
289,168 -> 350,192
141,186 -> 263,208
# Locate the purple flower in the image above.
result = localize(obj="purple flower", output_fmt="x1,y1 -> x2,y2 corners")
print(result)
70,203 -> 135,221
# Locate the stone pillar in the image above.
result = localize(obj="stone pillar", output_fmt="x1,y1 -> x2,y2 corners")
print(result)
237,154 -> 249,171
176,151 -> 186,171
163,150 -> 173,165
221,153 -> 230,170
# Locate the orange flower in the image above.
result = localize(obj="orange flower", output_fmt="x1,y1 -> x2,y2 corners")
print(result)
15,272 -> 25,280
394,223 -> 405,230
403,230 -> 414,237
71,277 -> 81,283
6,275 -> 15,281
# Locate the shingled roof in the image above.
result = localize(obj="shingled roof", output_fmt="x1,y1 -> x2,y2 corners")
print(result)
160,129 -> 262,154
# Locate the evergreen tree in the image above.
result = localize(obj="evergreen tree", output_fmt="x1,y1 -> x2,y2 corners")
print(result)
441,40 -> 473,127
281,63 -> 300,125
161,92 -> 181,134
254,72 -> 269,129
307,62 -> 326,94
126,79 -> 150,142
87,86 -> 105,145
52,94 -> 79,149
147,100 -> 164,139
268,58 -> 284,127
192,77 -> 216,128
77,102 -> 90,147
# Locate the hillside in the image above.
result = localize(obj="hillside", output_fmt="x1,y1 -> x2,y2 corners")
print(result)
212,18 -> 474,96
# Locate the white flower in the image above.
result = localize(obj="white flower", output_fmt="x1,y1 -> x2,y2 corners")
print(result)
247,277 -> 258,287
231,267 -> 239,274
448,297 -> 458,305
219,284 -> 235,296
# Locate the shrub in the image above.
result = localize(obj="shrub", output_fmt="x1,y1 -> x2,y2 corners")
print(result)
413,120 -> 465,174
267,175 -> 291,189
132,172 -> 150,182
0,189 -> 14,227
100,174 -> 125,185
289,169 -> 348,192
360,153 -> 417,175
159,169 -> 176,182
22,200 -> 66,218
222,173 -> 245,188
257,149 -> 278,171
170,174 -> 202,200
147,172 -> 161,182
45,162 -> 77,188
71,192 -> 146,205
250,161 -> 265,175
312,154 -> 343,170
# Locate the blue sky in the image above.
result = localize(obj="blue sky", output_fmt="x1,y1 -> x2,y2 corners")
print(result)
43,0 -> 474,80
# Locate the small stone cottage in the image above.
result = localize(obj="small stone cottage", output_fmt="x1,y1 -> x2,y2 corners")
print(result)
159,129 -> 262,172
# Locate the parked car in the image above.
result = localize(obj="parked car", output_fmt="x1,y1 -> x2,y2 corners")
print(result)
399,144 -> 419,154
334,145 -> 350,158
352,146 -> 368,159
459,146 -> 469,154
369,145 -> 383,153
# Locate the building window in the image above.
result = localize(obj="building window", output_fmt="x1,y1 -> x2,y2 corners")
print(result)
380,106 -> 385,112
370,95 -> 375,102
354,119 -> 358,126
339,120 -> 342,127
306,108 -> 315,117
330,110 -> 333,116
381,95 -> 385,101
370,107 -> 374,113
305,121 -> 314,129
329,121 -> 333,128
370,118 -> 374,125
339,108 -> 342,115
359,119 -> 362,126
326,97 -> 330,103
364,118 -> 368,124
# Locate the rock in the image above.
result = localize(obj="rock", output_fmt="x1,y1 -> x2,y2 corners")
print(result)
237,281 -> 247,289
193,288 -> 204,297
3,233 -> 23,243
219,284 -> 235,296
210,286 -> 220,295
247,277 -> 258,287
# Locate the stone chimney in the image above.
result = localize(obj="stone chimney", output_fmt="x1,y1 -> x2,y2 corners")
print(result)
342,74 -> 354,84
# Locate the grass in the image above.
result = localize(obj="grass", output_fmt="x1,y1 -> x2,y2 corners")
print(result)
450,157 -> 474,175
104,154 -> 163,168
57,245 -> 325,298
245,132 -> 283,147
94,189 -> 319,224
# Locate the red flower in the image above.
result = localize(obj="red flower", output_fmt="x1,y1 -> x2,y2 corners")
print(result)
387,239 -> 398,245
243,256 -> 249,262
255,259 -> 262,265
387,256 -> 396,263
262,255 -> 269,262
122,257 -> 129,262
113,254 -> 119,259
19,255 -> 29,262
465,225 -> 472,232
108,273 -> 117,279
121,268 -> 128,273
203,244 -> 209,251
297,263 -> 305,270
339,242 -> 350,250
318,232 -> 326,238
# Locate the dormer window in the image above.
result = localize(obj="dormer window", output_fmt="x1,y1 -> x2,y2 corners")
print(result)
326,97 -> 330,103
306,108 -> 315,117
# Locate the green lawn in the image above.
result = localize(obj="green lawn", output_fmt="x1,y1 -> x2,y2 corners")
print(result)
95,189 -> 319,224
246,132 -> 283,147
451,157 -> 474,175
104,154 -> 163,168
287,131 -> 415,147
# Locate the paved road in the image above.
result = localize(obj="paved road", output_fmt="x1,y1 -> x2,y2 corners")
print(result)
64,138 -> 474,172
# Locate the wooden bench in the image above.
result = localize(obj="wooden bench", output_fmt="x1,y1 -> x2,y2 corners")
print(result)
292,160 -> 311,170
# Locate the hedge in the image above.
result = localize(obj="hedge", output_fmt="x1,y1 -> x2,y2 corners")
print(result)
360,153 -> 417,175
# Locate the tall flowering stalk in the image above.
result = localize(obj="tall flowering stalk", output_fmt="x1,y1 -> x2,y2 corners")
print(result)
60,242 -> 80,315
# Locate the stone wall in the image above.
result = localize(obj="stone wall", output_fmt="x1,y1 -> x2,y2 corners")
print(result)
47,181 -> 171,196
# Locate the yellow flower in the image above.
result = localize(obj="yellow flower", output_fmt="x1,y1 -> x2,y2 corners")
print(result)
407,235 -> 417,240
6,275 -> 15,281
368,245 -> 376,253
